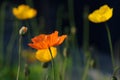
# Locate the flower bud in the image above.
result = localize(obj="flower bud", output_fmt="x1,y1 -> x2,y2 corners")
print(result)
19,26 -> 28,35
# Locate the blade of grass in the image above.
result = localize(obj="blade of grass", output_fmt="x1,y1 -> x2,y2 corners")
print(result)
56,5 -> 64,33
105,23 -> 115,71
83,6 -> 89,56
6,19 -> 21,66
0,2 -> 7,66
68,0 -> 75,28
82,6 -> 90,80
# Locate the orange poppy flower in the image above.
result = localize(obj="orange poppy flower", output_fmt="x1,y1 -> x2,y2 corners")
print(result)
28,31 -> 67,49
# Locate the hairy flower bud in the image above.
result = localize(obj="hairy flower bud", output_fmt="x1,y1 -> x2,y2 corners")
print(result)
19,26 -> 28,35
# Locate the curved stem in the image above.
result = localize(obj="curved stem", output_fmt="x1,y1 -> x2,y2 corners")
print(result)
16,35 -> 22,80
105,23 -> 115,70
48,47 -> 55,80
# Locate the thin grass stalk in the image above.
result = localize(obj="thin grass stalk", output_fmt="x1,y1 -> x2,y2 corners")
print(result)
61,38 -> 69,80
105,23 -> 115,71
110,67 -> 120,80
83,6 -> 89,56
56,5 -> 64,33
68,0 -> 75,27
82,6 -> 91,80
48,47 -> 55,80
67,0 -> 77,47
0,2 -> 6,66
113,66 -> 120,76
65,56 -> 73,80
24,63 -> 30,80
82,56 -> 91,80
61,57 -> 67,80
24,73 -> 29,80
6,19 -> 20,66
16,35 -> 22,80
82,6 -> 90,80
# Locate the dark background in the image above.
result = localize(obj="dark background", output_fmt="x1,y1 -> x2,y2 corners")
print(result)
1,0 -> 120,53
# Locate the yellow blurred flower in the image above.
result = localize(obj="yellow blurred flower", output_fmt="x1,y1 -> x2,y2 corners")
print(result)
12,4 -> 37,20
22,50 -> 37,63
35,47 -> 57,62
88,4 -> 113,23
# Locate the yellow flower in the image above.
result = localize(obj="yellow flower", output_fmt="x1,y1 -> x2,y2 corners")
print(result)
12,4 -> 37,20
88,4 -> 113,23
35,47 -> 57,62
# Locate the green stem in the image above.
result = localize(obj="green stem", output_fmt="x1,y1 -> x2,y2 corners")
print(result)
61,57 -> 67,80
83,6 -> 89,55
24,72 -> 29,80
111,67 -> 120,80
56,5 -> 64,32
82,57 -> 91,80
0,2 -> 6,66
16,35 -> 22,80
48,47 -> 55,80
82,6 -> 90,80
6,19 -> 20,66
113,66 -> 120,75
24,63 -> 30,80
68,0 -> 75,27
105,23 -> 115,70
